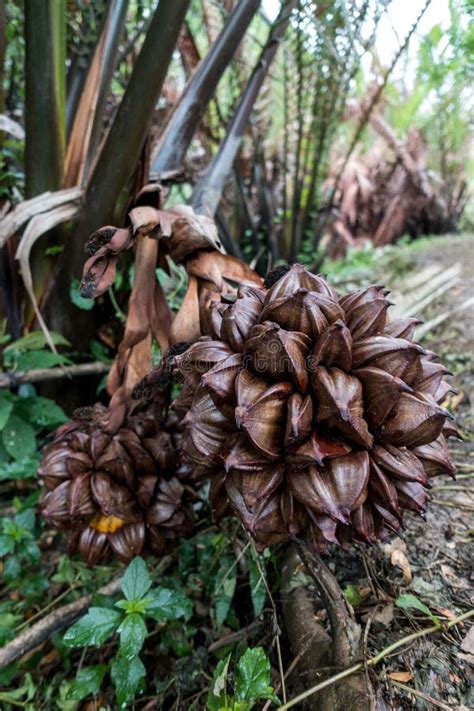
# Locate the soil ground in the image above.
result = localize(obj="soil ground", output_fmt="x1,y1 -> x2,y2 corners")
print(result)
313,234 -> 474,710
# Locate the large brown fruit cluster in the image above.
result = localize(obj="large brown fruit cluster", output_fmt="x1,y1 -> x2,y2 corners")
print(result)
39,405 -> 194,564
174,264 -> 456,550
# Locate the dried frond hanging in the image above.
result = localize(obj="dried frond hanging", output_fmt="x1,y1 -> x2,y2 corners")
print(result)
173,263 -> 457,550
80,199 -> 262,351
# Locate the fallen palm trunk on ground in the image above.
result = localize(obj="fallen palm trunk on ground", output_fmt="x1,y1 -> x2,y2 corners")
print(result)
323,114 -> 467,258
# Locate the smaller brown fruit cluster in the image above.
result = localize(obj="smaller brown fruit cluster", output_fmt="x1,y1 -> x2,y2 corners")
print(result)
39,405 -> 194,564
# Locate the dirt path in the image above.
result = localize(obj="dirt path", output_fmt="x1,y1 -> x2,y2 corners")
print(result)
331,235 -> 474,710
409,234 -> 474,352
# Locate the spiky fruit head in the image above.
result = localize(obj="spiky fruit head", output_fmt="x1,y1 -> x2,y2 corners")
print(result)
38,405 -> 194,564
173,266 -> 456,550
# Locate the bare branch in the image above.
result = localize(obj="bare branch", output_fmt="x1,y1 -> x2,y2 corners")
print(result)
0,361 -> 110,389
0,578 -> 121,670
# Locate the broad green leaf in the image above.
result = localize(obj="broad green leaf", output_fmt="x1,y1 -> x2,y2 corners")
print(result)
115,597 -> 153,614
247,551 -> 266,618
0,439 -> 9,463
68,664 -> 108,701
23,539 -> 41,563
52,555 -> 76,584
235,647 -> 279,705
118,612 -> 147,660
70,279 -> 94,311
0,672 -> 35,702
89,339 -> 112,363
15,508 -> 36,530
147,587 -> 192,623
0,661 -> 19,687
17,396 -> 68,428
55,681 -> 78,711
63,607 -> 122,647
2,555 -> 21,581
5,331 -> 70,352
0,535 -> 15,557
207,654 -> 231,711
110,654 -> 146,707
2,415 -> 36,460
0,456 -> 40,481
0,398 -> 13,430
16,350 -> 72,370
120,557 -> 152,601
18,383 -> 36,397
214,556 -> 237,627
395,594 -> 440,625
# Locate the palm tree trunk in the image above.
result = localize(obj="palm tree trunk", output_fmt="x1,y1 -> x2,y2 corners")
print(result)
24,0 -> 66,196
190,0 -> 298,217
150,0 -> 261,176
44,0 -> 190,347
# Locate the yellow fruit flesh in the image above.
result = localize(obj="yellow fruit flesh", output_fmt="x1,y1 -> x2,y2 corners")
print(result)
89,513 -> 125,534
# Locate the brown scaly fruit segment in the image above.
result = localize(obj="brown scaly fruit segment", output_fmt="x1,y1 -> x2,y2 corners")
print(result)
38,404 -> 194,564
173,264 -> 456,550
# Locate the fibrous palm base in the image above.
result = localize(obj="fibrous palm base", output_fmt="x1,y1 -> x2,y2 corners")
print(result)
39,405 -> 194,564
173,264 -> 456,550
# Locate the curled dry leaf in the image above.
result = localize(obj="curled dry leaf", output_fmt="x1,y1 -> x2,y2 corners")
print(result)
128,203 -> 221,254
80,227 -> 133,299
460,627 -> 474,655
106,234 -> 173,401
388,671 -> 414,683
391,549 -> 413,583
185,251 -> 260,291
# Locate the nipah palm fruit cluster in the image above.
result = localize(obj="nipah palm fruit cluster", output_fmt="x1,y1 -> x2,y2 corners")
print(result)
39,404 -> 194,564
173,264 -> 456,550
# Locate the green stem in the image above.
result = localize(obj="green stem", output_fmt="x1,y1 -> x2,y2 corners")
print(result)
108,288 -> 127,323
24,0 -> 66,196
15,585 -> 78,633
431,499 -> 474,511
0,694 -> 27,708
432,485 -> 472,492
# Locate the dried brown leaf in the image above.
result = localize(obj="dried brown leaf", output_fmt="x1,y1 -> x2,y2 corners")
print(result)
388,671 -> 414,682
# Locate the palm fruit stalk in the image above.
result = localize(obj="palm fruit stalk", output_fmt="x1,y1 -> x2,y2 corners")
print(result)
79,188 -> 262,348
173,264 -> 457,550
